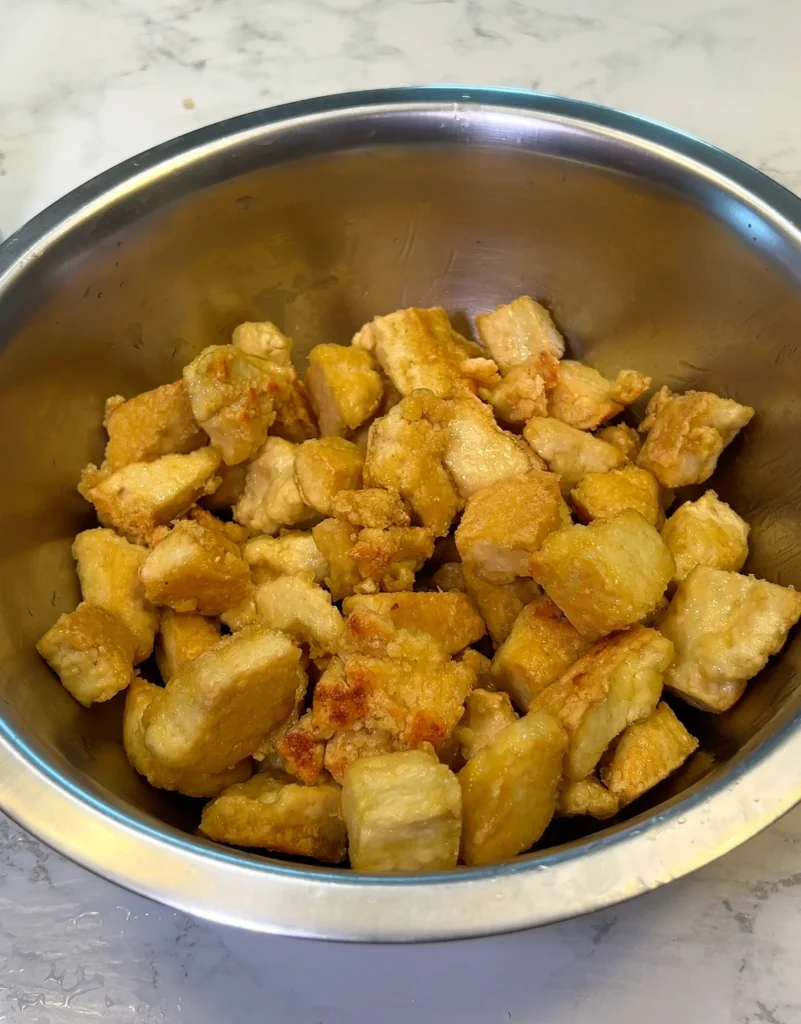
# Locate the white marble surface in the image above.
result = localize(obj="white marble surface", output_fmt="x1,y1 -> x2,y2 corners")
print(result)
2,0 -> 801,1020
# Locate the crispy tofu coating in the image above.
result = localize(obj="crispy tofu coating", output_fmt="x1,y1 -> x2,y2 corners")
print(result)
523,417 -> 626,494
475,296 -> 566,374
342,592 -> 485,654
232,320 -> 293,365
491,597 -> 591,710
324,727 -> 404,785
484,352 -> 560,424
548,360 -> 651,431
459,710 -> 567,866
349,525 -> 435,594
530,510 -> 675,640
124,677 -> 251,796
462,565 -> 542,648
601,702 -> 698,806
275,710 -> 326,785
234,437 -> 318,535
455,470 -> 569,584
305,343 -> 384,436
312,519 -> 363,601
530,626 -> 673,780
103,380 -> 205,471
140,520 -> 250,618
37,601 -> 136,706
81,447 -> 222,545
454,689 -> 517,761
342,749 -> 462,872
201,772 -> 347,864
73,528 -> 157,663
331,487 -> 410,530
661,490 -> 749,585
261,363 -> 318,444
294,437 -> 364,516
155,609 -> 221,683
255,572 -> 345,657
596,422 -> 641,462
143,624 -> 306,773
557,777 -> 619,820
637,386 -> 754,488
243,530 -> 328,583
570,464 -> 665,528
657,566 -> 801,712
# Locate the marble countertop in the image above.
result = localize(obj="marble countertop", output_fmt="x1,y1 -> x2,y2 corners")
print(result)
2,0 -> 801,1020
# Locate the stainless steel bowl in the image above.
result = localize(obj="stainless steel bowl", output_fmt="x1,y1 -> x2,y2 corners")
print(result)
2,87 -> 801,942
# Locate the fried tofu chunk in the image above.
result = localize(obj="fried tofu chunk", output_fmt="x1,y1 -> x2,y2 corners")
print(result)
484,352 -> 560,424
294,437 -> 364,516
661,490 -> 749,585
73,528 -> 156,663
243,531 -> 328,583
342,592 -> 485,654
459,710 -> 567,866
274,711 -> 326,785
657,566 -> 801,712
124,677 -> 251,796
261,364 -> 318,444
570,464 -> 665,528
182,345 -> 279,465
81,447 -> 222,545
557,777 -> 619,820
312,519 -> 362,600
324,727 -> 404,784
530,510 -> 674,640
547,360 -> 651,431
232,320 -> 293,365
601,702 -> 698,806
491,598 -> 591,710
37,601 -> 136,706
139,520 -> 250,618
201,462 -> 247,510
475,296 -> 565,374
342,750 -> 462,872
255,573 -> 345,657
143,625 -> 305,773
201,773 -> 347,863
462,565 -> 542,648
349,525 -> 435,593
454,689 -> 517,761
596,423 -> 641,462
234,437 -> 318,535
331,488 -> 410,530
637,386 -> 754,488
155,609 -> 221,683
530,626 -> 673,780
455,470 -> 569,584
102,381 -> 205,470
523,417 -> 625,494
305,343 -> 384,437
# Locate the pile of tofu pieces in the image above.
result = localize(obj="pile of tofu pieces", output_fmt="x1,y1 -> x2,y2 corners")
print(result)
37,297 -> 801,872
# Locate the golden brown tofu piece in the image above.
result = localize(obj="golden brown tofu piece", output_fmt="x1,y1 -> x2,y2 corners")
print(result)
232,320 -> 293,365
155,609 -> 221,683
72,528 -> 156,664
324,727 -> 404,784
305,343 -> 384,436
459,710 -> 566,866
570,464 -> 665,528
531,626 -> 673,780
601,702 -> 698,806
455,470 -> 569,584
294,437 -> 364,516
330,488 -> 410,530
491,598 -> 591,710
523,416 -> 626,494
103,380 -> 205,471
342,750 -> 462,872
661,490 -> 749,585
349,525 -> 435,593
530,510 -> 674,640
262,364 -> 318,444
475,296 -> 566,374
218,585 -> 260,632
548,360 -> 651,431
342,592 -> 485,654
637,386 -> 755,488
201,772 -> 347,864
484,352 -> 560,424
139,520 -> 250,618
234,437 -> 318,535
183,345 -> 278,465
255,573 -> 345,657
657,566 -> 801,712
201,462 -> 247,510
143,624 -> 305,774
596,422 -> 641,462
243,530 -> 328,583
454,689 -> 517,761
463,565 -> 542,648
37,601 -> 136,706
124,677 -> 251,796
557,777 -> 619,820
275,710 -> 326,785
82,447 -> 222,545
312,519 -> 362,601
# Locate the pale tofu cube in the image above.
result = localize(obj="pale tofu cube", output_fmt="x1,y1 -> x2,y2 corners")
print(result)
143,624 -> 306,773
661,490 -> 749,584
547,360 -> 651,431
234,437 -> 318,535
596,423 -> 641,462
124,676 -> 251,796
73,528 -> 157,663
37,601 -> 136,706
484,352 -> 560,424
349,525 -> 435,593
330,488 -> 410,529
530,510 -> 675,640
294,437 -> 364,516
637,386 -> 754,488
570,464 -> 665,528
342,592 -> 485,654
232,320 -> 293,365
454,689 -> 517,761
201,773 -> 347,864
530,626 -> 673,780
255,572 -> 345,657
657,566 -> 801,712
463,565 -> 542,648
155,609 -> 221,683
475,296 -> 565,373
305,343 -> 384,436
102,380 -> 205,470
601,702 -> 698,806
82,447 -> 222,544
312,519 -> 362,600
201,462 -> 247,510
275,710 -> 326,785
491,598 -> 591,710
557,777 -> 619,819
455,470 -> 569,584
523,417 -> 626,494
243,531 -> 328,583
459,710 -> 567,866
342,750 -> 462,872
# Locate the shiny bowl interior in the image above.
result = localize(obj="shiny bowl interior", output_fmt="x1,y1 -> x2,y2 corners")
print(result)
1,87 -> 801,941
